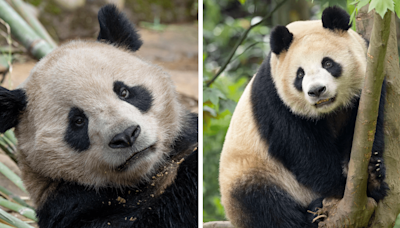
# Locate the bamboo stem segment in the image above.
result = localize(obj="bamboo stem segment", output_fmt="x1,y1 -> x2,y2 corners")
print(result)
0,0 -> 54,59
9,0 -> 57,49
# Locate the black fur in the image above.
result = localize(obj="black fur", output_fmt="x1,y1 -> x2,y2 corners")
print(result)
64,107 -> 90,152
270,26 -> 293,55
322,6 -> 352,31
232,184 -> 316,228
322,57 -> 342,78
244,53 -> 387,227
171,112 -> 198,156
113,81 -> 154,113
294,68 -> 304,91
368,80 -> 389,200
97,5 -> 143,52
38,113 -> 198,228
0,87 -> 27,133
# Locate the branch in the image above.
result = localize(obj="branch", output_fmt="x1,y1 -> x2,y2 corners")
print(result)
203,221 -> 235,228
319,10 -> 392,228
205,0 -> 288,87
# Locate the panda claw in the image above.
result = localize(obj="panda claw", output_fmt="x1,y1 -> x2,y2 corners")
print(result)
376,164 -> 380,167
377,159 -> 381,163
374,152 -> 379,155
376,168 -> 380,172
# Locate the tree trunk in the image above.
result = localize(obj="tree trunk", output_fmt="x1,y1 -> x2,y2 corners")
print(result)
319,8 -> 400,227
370,12 -> 400,228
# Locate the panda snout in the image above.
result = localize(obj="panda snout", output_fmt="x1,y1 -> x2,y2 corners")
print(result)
307,85 -> 326,98
109,125 -> 141,149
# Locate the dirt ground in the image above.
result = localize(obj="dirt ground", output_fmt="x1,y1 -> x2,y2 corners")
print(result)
0,23 -> 198,225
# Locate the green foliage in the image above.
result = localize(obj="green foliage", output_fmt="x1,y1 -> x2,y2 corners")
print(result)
203,0 -> 270,222
369,0 -> 394,18
348,0 -> 400,23
395,213 -> 400,228
317,0 -> 348,8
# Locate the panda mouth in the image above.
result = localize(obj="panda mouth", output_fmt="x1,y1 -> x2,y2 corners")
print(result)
116,144 -> 155,171
315,97 -> 336,108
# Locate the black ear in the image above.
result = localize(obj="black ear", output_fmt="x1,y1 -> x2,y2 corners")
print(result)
97,4 -> 143,52
270,26 -> 293,55
322,6 -> 351,31
0,87 -> 27,133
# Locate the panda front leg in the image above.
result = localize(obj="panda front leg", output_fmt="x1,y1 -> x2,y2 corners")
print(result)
367,81 -> 389,202
225,181 -> 318,228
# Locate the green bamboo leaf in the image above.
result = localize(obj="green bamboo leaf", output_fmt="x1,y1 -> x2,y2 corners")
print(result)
350,8 -> 357,25
0,208 -> 34,228
369,0 -> 394,18
0,162 -> 27,194
238,0 -> 246,5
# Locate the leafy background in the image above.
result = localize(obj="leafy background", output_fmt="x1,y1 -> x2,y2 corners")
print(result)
203,0 -> 400,223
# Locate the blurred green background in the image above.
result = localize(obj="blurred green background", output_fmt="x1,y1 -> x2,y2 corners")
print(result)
203,0 -> 400,223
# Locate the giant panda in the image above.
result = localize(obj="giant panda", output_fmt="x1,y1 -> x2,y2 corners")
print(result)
219,6 -> 388,228
0,5 -> 198,228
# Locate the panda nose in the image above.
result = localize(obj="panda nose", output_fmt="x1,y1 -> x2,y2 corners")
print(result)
109,125 -> 141,149
308,86 -> 326,98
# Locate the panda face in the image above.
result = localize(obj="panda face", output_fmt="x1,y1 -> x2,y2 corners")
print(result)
270,20 -> 367,118
14,41 -> 184,188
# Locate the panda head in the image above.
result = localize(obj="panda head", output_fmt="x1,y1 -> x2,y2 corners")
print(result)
269,6 -> 368,118
0,5 -> 185,189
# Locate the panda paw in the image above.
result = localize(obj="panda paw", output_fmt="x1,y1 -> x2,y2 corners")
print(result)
306,197 -> 324,227
367,152 -> 389,202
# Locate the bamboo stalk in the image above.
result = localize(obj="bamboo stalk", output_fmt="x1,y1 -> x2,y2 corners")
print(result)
0,223 -> 14,228
0,186 -> 32,209
0,141 -> 17,164
0,208 -> 34,228
9,0 -> 57,49
0,162 -> 27,194
0,0 -> 53,59
3,131 -> 17,147
0,198 -> 36,221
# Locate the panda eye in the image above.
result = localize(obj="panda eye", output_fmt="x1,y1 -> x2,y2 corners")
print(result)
119,88 -> 129,99
323,60 -> 333,69
297,70 -> 305,79
75,117 -> 85,127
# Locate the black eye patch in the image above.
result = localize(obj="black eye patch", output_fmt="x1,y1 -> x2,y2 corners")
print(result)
113,81 -> 153,113
294,67 -> 304,92
322,57 -> 342,78
64,107 -> 90,152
